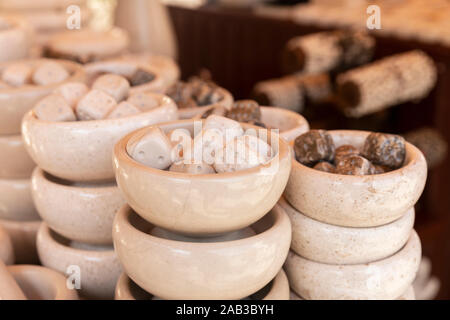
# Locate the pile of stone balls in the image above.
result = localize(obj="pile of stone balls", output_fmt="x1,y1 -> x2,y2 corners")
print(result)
167,76 -> 224,109
294,130 -> 406,175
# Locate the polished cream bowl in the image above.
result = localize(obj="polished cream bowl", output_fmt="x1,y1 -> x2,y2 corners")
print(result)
113,120 -> 292,235
113,204 -> 291,300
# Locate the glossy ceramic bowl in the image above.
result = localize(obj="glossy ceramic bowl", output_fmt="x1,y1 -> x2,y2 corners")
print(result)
0,177 -> 39,221
0,224 -> 14,264
284,130 -> 427,227
0,218 -> 40,264
0,58 -> 85,135
22,93 -> 178,182
177,87 -> 234,120
8,265 -> 79,300
115,269 -> 289,300
31,168 -> 126,244
85,53 -> 179,94
285,230 -> 421,300
113,204 -> 291,300
0,134 -> 35,179
113,120 -> 291,235
279,197 -> 415,265
37,223 -> 122,299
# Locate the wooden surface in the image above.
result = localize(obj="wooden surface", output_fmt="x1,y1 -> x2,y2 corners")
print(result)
168,4 -> 450,299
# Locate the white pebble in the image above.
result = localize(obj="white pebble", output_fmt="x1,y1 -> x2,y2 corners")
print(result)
34,93 -> 76,122
2,63 -> 33,87
54,82 -> 88,108
106,101 -> 141,119
32,61 -> 69,86
127,127 -> 173,170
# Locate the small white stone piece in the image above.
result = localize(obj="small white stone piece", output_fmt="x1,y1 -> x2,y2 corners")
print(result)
75,89 -> 117,120
1,63 -> 33,86
106,101 -> 141,119
127,92 -> 159,111
34,93 -> 76,122
54,82 -> 88,108
127,127 -> 173,170
32,61 -> 69,86
169,161 -> 215,175
92,74 -> 130,102
214,135 -> 269,173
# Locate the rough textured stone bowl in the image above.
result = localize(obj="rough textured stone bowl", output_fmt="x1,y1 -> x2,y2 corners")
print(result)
285,230 -> 421,300
284,130 -> 427,227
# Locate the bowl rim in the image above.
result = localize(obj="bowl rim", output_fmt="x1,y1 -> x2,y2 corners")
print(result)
0,58 -> 85,95
114,119 -> 291,180
32,167 -> 117,192
115,203 -> 289,250
291,129 -> 426,180
84,58 -> 165,90
22,92 -> 176,128
38,222 -> 115,257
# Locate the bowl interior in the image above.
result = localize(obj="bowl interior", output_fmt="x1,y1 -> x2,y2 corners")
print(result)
124,119 -> 283,177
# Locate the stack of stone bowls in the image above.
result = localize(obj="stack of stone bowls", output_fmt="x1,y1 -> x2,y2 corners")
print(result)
112,120 -> 292,300
283,130 -> 427,300
0,58 -> 85,264
22,88 -> 178,299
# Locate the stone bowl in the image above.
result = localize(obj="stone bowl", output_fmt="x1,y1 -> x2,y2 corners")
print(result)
0,218 -> 40,264
22,92 -> 178,182
284,130 -> 427,227
113,119 -> 291,235
8,265 -> 79,300
0,177 -> 39,221
36,223 -> 122,299
113,204 -> 291,300
115,270 -> 289,300
0,58 -> 85,135
31,168 -> 126,245
285,230 -> 421,300
85,53 -> 180,94
0,224 -> 14,265
279,197 -> 415,265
